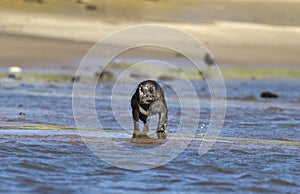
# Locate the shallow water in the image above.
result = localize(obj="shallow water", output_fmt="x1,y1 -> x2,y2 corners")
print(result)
0,76 -> 299,193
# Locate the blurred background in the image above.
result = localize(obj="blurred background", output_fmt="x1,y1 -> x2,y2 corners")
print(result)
0,0 -> 299,72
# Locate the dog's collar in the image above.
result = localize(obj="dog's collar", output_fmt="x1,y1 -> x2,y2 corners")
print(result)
138,104 -> 149,116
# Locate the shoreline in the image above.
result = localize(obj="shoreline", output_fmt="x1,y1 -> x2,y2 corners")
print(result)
1,66 -> 300,83
1,7 -> 300,70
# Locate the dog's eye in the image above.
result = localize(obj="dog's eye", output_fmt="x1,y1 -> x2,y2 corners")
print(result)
149,88 -> 154,94
141,86 -> 146,93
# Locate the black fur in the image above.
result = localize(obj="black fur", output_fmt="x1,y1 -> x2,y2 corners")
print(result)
131,80 -> 168,138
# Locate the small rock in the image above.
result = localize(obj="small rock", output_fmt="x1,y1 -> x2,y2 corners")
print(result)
96,70 -> 114,81
204,53 -> 216,66
130,73 -> 150,79
175,52 -> 184,57
75,0 -> 85,3
85,4 -> 97,11
71,76 -> 80,83
8,66 -> 22,80
19,112 -> 26,116
260,91 -> 279,98
158,74 -> 176,81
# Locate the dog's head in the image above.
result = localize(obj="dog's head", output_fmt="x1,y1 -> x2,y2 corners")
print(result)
138,81 -> 160,105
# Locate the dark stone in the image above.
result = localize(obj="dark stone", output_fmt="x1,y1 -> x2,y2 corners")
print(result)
260,91 -> 279,98
95,70 -> 114,81
8,73 -> 22,80
130,73 -> 149,79
204,53 -> 216,65
85,4 -> 97,11
158,74 -> 175,81
175,52 -> 184,57
71,76 -> 81,83
8,74 -> 16,79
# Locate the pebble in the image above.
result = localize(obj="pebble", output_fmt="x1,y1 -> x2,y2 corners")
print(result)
260,91 -> 279,98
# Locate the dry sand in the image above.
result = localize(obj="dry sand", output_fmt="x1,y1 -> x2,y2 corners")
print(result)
0,0 -> 299,70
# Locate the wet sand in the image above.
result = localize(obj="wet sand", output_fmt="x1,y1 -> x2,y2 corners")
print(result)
1,23 -> 299,71
0,32 -> 91,70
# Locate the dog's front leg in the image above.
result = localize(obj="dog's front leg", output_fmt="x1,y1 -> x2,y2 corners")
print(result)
132,109 -> 140,132
143,119 -> 149,132
157,111 -> 167,132
133,120 -> 139,131
149,101 -> 167,131
157,111 -> 168,139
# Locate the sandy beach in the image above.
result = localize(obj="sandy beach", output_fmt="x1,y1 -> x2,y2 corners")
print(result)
0,0 -> 299,70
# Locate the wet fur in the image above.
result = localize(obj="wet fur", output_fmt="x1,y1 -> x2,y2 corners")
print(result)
131,80 -> 168,137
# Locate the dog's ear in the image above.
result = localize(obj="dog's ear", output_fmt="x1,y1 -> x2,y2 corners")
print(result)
149,85 -> 157,100
152,85 -> 162,100
138,85 -> 143,99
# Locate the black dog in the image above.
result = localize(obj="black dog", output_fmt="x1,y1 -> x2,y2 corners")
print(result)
131,80 -> 168,138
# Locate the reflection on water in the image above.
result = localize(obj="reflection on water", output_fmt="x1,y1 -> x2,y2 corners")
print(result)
0,77 -> 299,193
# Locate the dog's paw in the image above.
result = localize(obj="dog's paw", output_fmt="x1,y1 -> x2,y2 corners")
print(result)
132,131 -> 150,139
157,130 -> 168,139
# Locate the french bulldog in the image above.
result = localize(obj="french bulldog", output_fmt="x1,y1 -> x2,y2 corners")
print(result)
131,80 -> 168,139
